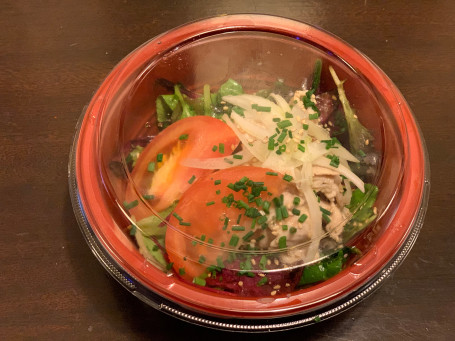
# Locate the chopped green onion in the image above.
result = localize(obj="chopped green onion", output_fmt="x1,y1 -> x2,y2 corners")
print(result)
252,104 -> 272,112
257,215 -> 267,225
147,162 -> 156,172
326,154 -> 340,168
302,123 -> 309,130
293,197 -> 301,205
298,144 -> 305,152
277,120 -> 292,129
298,214 -> 308,223
179,134 -> 189,140
262,201 -> 270,214
285,112 -> 293,118
208,238 -> 214,244
179,268 -> 186,275
292,208 -> 301,215
323,214 -> 331,223
256,234 -> 265,242
268,136 -> 275,150
156,153 -> 163,162
224,158 -> 234,164
278,236 -> 287,249
277,131 -> 287,143
266,171 -> 278,176
281,206 -> 289,219
283,174 -> 293,182
229,235 -> 240,247
233,154 -> 243,160
275,207 -> 283,221
232,226 -> 245,231
272,117 -> 281,122
212,145 -> 218,152
188,175 -> 196,184
358,149 -> 366,157
259,255 -> 267,270
236,214 -> 242,224
172,212 -> 183,221
320,207 -> 332,215
321,137 -> 341,149
166,262 -> 174,270
180,221 -> 191,226
123,200 -> 138,210
309,113 -> 319,120
289,227 -> 297,234
219,143 -> 225,153
223,217 -> 229,230
243,231 -> 254,241
129,225 -> 137,236
143,194 -> 155,200
250,218 -> 257,229
206,201 -> 215,206
215,190 -> 221,195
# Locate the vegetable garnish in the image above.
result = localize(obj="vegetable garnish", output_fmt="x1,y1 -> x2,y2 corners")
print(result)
123,200 -> 138,210
125,63 -> 380,296
283,174 -> 293,182
147,162 -> 156,172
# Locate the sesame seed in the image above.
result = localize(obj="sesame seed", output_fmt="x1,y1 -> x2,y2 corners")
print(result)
273,285 -> 281,290
258,273 -> 265,277
332,95 -> 337,100
373,207 -> 378,215
231,144 -> 236,151
267,259 -> 272,266
271,290 -> 277,296
353,114 -> 358,119
207,273 -> 212,278
274,258 -> 279,266
285,283 -> 290,287
328,121 -> 333,127
238,281 -> 243,287
223,106 -> 229,110
220,100 -> 226,104
365,139 -> 370,145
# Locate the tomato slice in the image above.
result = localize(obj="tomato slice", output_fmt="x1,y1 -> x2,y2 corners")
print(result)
165,166 -> 291,281
125,116 -> 239,219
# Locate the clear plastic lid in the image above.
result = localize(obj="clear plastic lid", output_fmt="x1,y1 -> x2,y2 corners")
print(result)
71,15 -> 428,324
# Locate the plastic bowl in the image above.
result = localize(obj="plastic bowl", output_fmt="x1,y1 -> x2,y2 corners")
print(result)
69,14 -> 429,331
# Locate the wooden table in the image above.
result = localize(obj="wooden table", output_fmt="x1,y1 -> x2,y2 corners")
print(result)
1,1 -> 453,339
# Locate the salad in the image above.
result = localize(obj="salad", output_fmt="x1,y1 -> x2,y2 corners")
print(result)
118,61 -> 379,297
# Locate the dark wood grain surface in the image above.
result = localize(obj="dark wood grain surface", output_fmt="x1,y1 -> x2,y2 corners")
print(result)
1,1 -> 453,340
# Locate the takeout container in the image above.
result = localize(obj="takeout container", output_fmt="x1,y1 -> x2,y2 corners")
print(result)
69,14 -> 429,331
